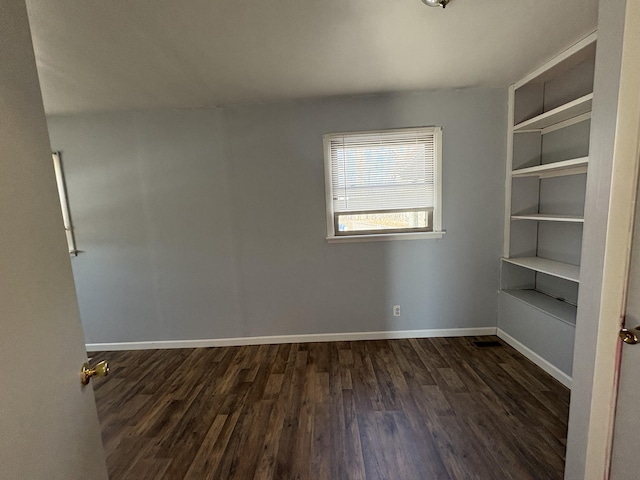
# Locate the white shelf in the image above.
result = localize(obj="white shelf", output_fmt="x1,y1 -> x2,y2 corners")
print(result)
502,289 -> 577,326
502,257 -> 580,283
512,157 -> 589,179
513,93 -> 593,132
511,213 -> 584,223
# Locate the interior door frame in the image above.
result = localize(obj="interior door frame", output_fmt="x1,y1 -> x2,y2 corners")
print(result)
581,0 -> 640,476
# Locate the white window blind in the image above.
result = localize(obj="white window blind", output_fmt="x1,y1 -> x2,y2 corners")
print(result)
328,128 -> 437,213
323,126 -> 442,240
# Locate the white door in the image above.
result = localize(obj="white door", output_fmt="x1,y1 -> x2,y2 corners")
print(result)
0,1 -> 108,479
610,194 -> 640,477
604,0 -> 640,476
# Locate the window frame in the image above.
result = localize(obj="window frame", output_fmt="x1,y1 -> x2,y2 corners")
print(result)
323,126 -> 444,243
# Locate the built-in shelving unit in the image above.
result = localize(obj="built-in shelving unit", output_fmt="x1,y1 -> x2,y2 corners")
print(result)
498,32 -> 597,387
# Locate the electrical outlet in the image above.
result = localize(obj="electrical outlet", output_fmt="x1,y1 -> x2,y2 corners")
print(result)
393,305 -> 401,317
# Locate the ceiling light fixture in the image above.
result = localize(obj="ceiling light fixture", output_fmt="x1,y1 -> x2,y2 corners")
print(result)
422,0 -> 450,8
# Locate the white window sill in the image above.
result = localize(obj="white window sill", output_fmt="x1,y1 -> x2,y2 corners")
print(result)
326,231 -> 446,243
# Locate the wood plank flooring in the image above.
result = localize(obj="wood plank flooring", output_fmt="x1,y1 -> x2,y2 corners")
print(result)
90,336 -> 570,479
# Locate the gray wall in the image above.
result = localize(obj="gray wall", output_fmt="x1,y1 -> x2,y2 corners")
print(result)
47,88 -> 507,344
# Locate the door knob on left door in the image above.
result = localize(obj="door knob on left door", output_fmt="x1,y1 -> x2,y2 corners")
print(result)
81,360 -> 109,385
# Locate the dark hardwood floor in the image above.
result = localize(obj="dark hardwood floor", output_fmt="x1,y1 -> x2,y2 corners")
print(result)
90,336 -> 569,479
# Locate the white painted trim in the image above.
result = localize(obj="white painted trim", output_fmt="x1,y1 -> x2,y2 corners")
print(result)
497,329 -> 573,389
503,86 -> 515,258
584,0 -> 640,476
86,327 -> 497,351
327,231 -> 445,243
323,134 -> 335,238
434,126 -> 443,232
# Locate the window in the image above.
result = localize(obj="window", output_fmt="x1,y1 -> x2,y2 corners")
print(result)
52,152 -> 79,255
323,127 -> 443,242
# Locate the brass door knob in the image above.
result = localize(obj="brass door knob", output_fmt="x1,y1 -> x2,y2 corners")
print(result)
81,360 -> 109,385
619,327 -> 640,345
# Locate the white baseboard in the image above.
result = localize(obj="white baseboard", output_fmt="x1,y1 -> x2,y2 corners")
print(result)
497,328 -> 572,389
86,327 -> 497,352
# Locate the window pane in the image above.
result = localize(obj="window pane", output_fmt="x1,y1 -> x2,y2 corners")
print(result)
336,210 -> 430,234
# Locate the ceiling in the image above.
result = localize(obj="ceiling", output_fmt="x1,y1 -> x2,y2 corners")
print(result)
25,0 -> 598,115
